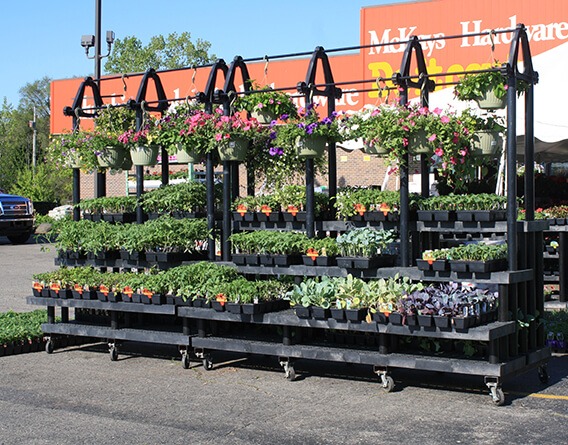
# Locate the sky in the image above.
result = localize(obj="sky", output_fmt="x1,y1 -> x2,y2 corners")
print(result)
0,0 -> 410,107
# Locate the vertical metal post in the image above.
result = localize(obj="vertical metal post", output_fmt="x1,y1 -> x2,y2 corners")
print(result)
93,0 -> 106,198
135,109 -> 145,224
73,169 -> 81,221
327,96 -> 337,203
524,85 -> 535,221
506,70 -> 518,271
161,147 -> 169,186
222,161 -> 231,261
206,152 -> 216,260
400,155 -> 410,267
560,232 -> 568,302
306,158 -> 315,239
420,155 -> 429,197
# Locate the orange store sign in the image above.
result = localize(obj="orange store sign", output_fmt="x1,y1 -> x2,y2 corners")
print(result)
51,0 -> 567,135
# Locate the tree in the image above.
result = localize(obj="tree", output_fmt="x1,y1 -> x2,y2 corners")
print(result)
0,78 -> 52,191
104,32 -> 215,74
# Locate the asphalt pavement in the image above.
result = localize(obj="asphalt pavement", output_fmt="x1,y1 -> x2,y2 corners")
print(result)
1,237 -> 568,444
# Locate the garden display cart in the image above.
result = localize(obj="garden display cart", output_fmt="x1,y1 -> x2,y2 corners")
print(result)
30,24 -> 551,406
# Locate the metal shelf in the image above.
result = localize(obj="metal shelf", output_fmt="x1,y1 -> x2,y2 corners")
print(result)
191,335 -> 549,379
41,322 -> 191,346
178,308 -> 516,342
27,296 -> 177,315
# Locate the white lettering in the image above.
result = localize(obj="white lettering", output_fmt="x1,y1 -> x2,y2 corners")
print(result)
461,14 -> 568,49
556,22 -> 568,39
368,26 -> 417,55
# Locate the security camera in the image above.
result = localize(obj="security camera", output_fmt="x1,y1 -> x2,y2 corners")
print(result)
81,35 -> 95,48
106,31 -> 115,44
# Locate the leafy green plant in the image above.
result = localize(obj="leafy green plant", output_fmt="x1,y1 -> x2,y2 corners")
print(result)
336,227 -> 396,257
141,181 -> 209,214
235,82 -> 298,120
229,230 -> 309,255
0,310 -> 51,344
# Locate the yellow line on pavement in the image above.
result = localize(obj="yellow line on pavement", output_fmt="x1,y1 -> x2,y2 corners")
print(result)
509,391 -> 568,400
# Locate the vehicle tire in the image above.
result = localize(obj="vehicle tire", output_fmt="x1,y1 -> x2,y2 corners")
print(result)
7,232 -> 32,244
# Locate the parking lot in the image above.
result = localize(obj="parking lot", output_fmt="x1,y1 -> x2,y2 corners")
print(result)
1,238 -> 567,444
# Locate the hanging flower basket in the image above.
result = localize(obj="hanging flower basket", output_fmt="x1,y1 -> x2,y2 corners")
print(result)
476,89 -> 507,110
472,130 -> 502,156
251,110 -> 277,125
363,142 -> 389,156
68,154 -> 83,169
218,136 -> 248,162
98,145 -> 126,169
120,152 -> 133,171
175,143 -> 200,163
408,130 -> 430,155
296,135 -> 327,158
130,144 -> 160,166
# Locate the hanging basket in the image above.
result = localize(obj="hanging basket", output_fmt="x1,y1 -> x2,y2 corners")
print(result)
218,137 -> 248,162
409,130 -> 430,155
251,110 -> 277,125
296,135 -> 327,158
68,153 -> 82,169
175,144 -> 200,164
97,146 -> 126,169
363,142 -> 389,156
476,89 -> 506,110
472,130 -> 502,156
130,144 -> 160,166
120,152 -> 133,171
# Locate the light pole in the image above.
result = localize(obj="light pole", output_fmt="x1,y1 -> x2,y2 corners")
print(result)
81,0 -> 114,198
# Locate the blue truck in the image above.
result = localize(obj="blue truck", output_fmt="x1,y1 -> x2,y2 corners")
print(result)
0,191 -> 34,244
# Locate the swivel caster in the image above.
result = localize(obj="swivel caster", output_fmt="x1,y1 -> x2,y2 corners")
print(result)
202,355 -> 213,371
181,352 -> 190,369
109,343 -> 118,361
485,377 -> 505,406
374,366 -> 394,393
45,338 -> 54,354
279,358 -> 296,381
538,365 -> 549,384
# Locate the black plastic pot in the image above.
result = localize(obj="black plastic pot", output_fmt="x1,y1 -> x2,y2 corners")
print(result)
311,307 -> 331,320
294,305 -> 311,319
330,308 -> 346,321
345,308 -> 367,322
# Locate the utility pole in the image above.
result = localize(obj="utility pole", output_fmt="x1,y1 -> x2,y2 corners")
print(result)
29,106 -> 37,172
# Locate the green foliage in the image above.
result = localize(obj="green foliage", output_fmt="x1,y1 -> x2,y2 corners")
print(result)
543,310 -> 568,341
141,181 -> 209,213
104,32 -> 215,74
53,216 -> 209,254
417,194 -> 507,211
0,78 -> 51,191
235,82 -> 298,119
454,68 -> 508,101
0,310 -> 50,344
229,230 -> 309,255
336,227 -> 396,257
10,164 -> 72,204
334,187 -> 406,219
78,196 -> 137,214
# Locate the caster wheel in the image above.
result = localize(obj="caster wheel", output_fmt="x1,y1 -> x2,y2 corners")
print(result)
182,353 -> 190,369
538,366 -> 549,384
203,356 -> 213,370
45,340 -> 54,354
110,347 -> 118,362
285,366 -> 296,381
491,387 -> 505,406
382,376 -> 395,393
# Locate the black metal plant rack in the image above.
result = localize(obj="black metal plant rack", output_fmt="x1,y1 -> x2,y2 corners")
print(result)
46,24 -> 551,405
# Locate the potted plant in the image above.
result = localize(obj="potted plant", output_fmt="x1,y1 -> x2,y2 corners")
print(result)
93,106 -> 137,169
45,130 -> 99,171
213,111 -> 262,162
235,82 -> 298,124
303,237 -> 339,266
157,101 -> 204,163
118,113 -> 161,166
454,65 -> 530,110
273,104 -> 346,158
336,227 -> 397,269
